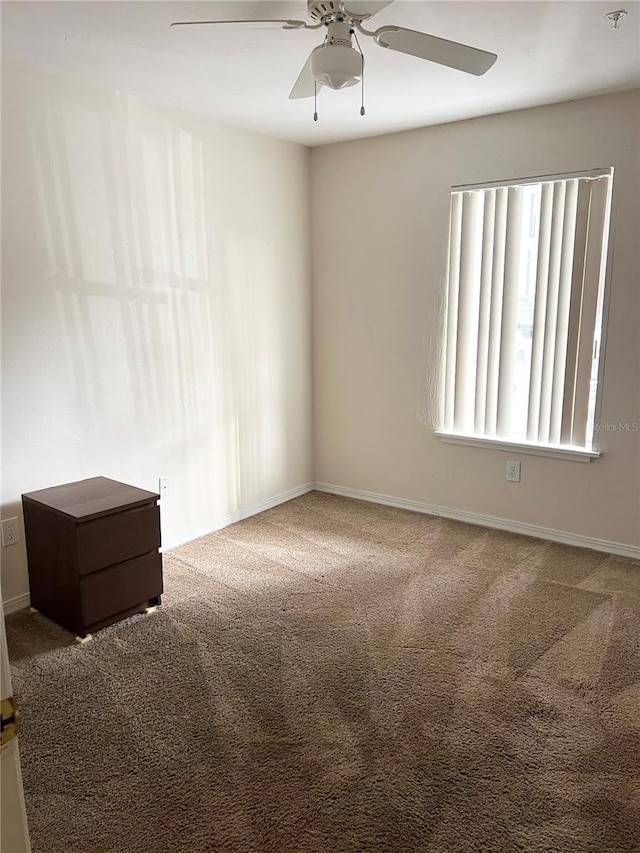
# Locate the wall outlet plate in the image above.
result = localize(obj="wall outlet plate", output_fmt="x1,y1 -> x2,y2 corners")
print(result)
1,518 -> 20,546
159,476 -> 169,498
506,461 -> 521,483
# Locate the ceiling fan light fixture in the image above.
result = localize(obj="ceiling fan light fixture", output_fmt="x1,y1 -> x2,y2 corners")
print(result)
311,44 -> 362,89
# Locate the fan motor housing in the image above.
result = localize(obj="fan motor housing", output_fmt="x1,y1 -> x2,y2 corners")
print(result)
308,1 -> 351,23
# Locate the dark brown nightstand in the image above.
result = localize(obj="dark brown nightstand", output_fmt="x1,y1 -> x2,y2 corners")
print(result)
22,477 -> 163,639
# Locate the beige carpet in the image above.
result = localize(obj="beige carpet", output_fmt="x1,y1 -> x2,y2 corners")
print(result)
7,491 -> 640,853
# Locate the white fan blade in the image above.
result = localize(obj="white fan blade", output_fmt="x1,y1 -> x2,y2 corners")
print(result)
289,50 -> 321,100
171,19 -> 308,30
374,26 -> 497,76
343,1 -> 395,18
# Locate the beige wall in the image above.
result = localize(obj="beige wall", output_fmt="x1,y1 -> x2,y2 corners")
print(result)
312,90 -> 640,549
1,62 -> 313,603
2,69 -> 638,608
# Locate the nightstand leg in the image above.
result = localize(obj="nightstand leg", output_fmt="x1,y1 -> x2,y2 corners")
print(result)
75,633 -> 93,644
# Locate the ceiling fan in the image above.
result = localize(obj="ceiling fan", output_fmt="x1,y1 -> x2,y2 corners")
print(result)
171,1 -> 497,113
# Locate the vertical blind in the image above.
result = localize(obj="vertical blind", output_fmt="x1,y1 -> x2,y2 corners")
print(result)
443,170 -> 612,448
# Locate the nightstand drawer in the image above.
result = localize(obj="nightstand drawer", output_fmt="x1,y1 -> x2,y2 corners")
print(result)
81,551 -> 163,626
77,503 -> 160,575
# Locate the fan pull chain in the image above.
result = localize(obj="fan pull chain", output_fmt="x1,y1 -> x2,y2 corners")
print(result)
314,81 -> 318,122
353,29 -> 365,117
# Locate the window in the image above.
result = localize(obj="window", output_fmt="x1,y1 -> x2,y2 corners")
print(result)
437,168 -> 613,461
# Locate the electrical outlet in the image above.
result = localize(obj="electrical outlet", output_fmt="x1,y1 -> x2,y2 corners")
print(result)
1,518 -> 20,546
506,461 -> 521,483
159,476 -> 169,498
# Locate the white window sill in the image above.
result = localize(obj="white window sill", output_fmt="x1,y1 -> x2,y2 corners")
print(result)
434,431 -> 600,463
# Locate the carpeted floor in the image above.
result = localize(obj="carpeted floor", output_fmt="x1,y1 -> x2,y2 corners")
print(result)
6,491 -> 640,853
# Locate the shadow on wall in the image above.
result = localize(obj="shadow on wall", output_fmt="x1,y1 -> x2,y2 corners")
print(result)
2,65 -> 303,573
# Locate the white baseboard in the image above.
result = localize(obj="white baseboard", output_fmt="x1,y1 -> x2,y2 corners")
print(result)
161,481 -> 315,553
313,482 -> 640,560
3,592 -> 31,616
7,478 -> 634,615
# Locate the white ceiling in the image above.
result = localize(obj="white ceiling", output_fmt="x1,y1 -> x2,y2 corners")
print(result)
3,1 -> 639,146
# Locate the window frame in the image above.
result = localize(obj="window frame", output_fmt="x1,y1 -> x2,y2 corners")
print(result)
436,167 -> 615,462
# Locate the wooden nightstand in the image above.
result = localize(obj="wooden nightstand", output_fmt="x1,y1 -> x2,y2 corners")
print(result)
22,477 -> 163,638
